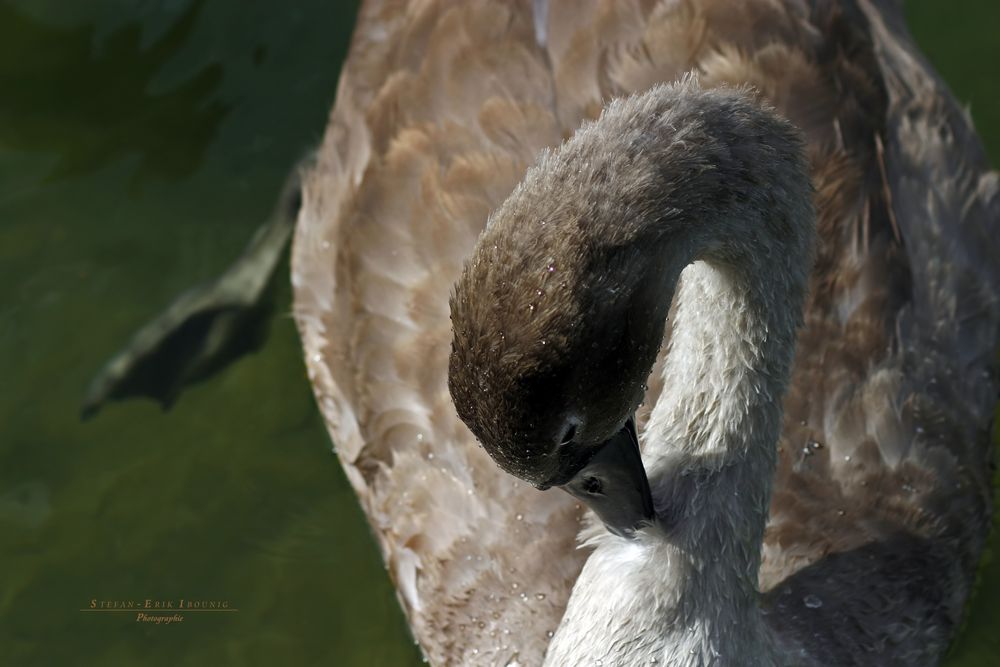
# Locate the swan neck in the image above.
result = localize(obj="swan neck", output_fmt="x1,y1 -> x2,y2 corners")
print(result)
547,225 -> 807,667
542,84 -> 814,666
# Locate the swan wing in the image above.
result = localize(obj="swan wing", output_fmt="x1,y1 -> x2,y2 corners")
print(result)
762,0 -> 999,598
293,2 -> 587,663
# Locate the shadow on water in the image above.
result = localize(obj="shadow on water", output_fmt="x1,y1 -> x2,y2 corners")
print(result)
0,0 -> 228,184
0,0 -> 421,665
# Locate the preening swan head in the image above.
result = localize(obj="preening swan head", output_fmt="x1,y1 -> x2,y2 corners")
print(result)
448,80 -> 815,537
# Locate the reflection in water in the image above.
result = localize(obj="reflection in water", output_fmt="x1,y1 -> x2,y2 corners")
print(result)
0,0 -> 227,182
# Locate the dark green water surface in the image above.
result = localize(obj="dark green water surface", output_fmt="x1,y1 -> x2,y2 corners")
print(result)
0,2 -> 997,665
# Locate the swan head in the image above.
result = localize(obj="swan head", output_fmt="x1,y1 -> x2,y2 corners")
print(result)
449,81 -> 811,539
445,88 -> 711,537
447,252 -> 658,537
446,198 -> 659,539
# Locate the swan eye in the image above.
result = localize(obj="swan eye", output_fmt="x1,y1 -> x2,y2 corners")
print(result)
560,424 -> 577,445
581,476 -> 603,495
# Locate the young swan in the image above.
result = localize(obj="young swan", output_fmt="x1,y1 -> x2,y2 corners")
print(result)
449,80 -> 813,665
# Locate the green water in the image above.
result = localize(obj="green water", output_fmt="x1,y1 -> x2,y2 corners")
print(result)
0,2 -> 996,665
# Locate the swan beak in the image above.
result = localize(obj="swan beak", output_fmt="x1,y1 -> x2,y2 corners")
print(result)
562,418 -> 655,538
